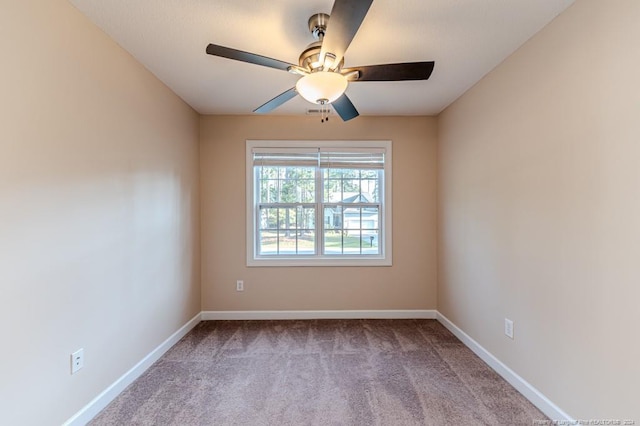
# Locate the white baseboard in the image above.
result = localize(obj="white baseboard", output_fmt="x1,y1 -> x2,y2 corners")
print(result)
63,312 -> 202,426
435,312 -> 574,422
201,309 -> 437,320
64,310 -> 572,425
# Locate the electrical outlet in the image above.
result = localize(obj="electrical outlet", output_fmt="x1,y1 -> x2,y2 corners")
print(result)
504,318 -> 514,339
71,348 -> 84,374
236,280 -> 244,292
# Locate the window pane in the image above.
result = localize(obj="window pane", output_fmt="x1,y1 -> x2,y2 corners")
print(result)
256,166 -> 316,203
345,178 -> 361,195
277,232 -> 294,254
323,229 -> 380,255
258,230 -> 278,255
259,179 -> 278,203
322,168 -> 381,204
298,206 -> 315,230
324,178 -> 342,202
322,205 -> 380,255
259,207 -> 278,230
276,229 -> 316,255
361,232 -> 379,254
258,207 -> 316,255
279,167 -> 315,203
324,230 -> 344,254
361,170 -> 378,179
342,169 -> 358,179
362,178 -> 378,201
361,207 -> 379,230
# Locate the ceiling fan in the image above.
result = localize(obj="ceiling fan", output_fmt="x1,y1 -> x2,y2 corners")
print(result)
205,0 -> 434,122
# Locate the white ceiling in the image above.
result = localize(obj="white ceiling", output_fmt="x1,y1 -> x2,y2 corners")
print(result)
68,0 -> 575,117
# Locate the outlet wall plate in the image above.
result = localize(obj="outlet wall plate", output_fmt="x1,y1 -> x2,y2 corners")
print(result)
71,348 -> 84,374
504,318 -> 514,339
236,280 -> 244,292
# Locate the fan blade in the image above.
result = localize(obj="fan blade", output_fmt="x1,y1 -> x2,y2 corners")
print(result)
332,94 -> 359,121
342,61 -> 435,81
254,87 -> 298,114
320,0 -> 374,69
206,44 -> 295,71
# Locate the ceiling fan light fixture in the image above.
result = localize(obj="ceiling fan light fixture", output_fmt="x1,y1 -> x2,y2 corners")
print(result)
296,71 -> 348,104
205,0 -> 434,122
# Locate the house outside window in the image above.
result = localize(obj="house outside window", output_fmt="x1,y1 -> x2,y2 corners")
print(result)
246,140 -> 392,266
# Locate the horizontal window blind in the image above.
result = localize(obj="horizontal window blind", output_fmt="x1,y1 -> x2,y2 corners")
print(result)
319,149 -> 385,170
253,147 -> 385,169
252,148 -> 318,167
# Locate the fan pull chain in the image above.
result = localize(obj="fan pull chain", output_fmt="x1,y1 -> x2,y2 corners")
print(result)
319,99 -> 329,123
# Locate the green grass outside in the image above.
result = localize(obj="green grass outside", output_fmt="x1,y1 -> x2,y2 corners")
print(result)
260,231 -> 378,251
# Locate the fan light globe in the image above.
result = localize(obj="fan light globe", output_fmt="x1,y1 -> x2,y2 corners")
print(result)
296,72 -> 348,104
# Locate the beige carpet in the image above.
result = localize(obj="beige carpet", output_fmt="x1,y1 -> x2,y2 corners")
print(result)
90,319 -> 547,425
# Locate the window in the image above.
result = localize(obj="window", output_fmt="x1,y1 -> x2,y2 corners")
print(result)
246,140 -> 392,266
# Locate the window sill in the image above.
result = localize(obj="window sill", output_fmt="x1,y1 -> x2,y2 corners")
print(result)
247,256 -> 392,267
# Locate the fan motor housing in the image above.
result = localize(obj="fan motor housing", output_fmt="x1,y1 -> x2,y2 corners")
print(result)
300,13 -> 344,72
308,13 -> 329,40
299,41 -> 344,72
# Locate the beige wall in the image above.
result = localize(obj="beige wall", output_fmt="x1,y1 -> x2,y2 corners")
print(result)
5,0 -> 637,422
438,0 -> 640,420
200,115 -> 437,311
0,1 -> 200,425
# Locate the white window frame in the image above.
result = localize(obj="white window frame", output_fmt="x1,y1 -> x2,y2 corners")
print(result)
246,140 -> 392,267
